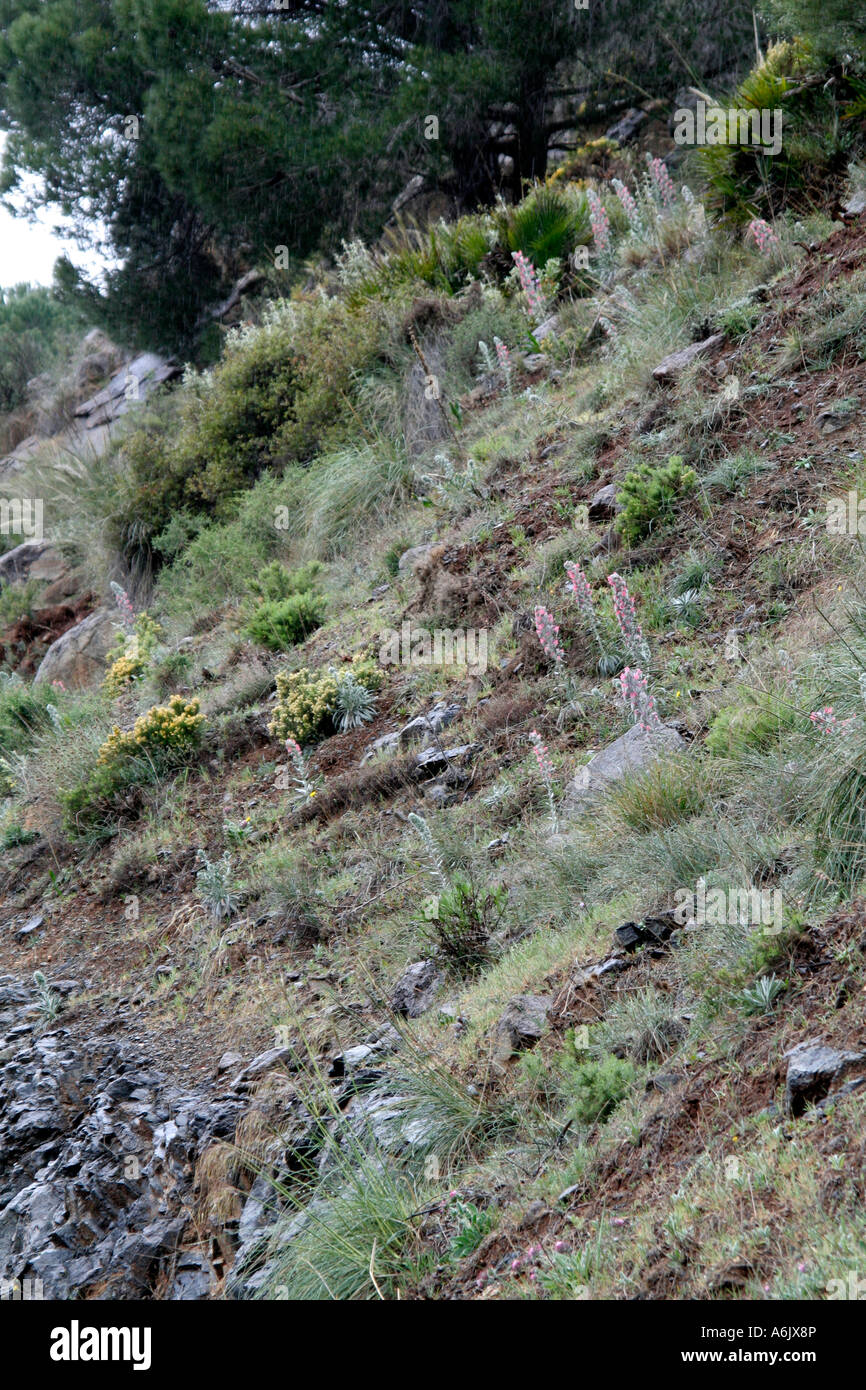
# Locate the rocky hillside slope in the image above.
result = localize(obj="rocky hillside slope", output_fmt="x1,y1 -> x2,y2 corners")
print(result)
2,143 -> 866,1301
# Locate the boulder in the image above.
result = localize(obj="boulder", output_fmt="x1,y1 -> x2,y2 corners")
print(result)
563,723 -> 685,818
397,542 -> 436,573
784,1039 -> 866,1117
33,608 -> 116,690
399,700 -> 462,746
0,541 -> 69,588
390,960 -> 443,1018
228,1046 -> 294,1091
588,483 -> 619,520
652,333 -> 725,385
495,994 -> 552,1060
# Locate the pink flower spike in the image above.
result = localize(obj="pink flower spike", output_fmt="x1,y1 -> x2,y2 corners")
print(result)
747,217 -> 780,252
587,189 -> 610,253
534,605 -> 564,665
619,666 -> 662,732
607,572 -> 650,667
648,156 -> 676,208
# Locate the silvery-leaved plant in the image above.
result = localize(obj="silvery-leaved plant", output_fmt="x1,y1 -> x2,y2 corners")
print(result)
196,850 -> 240,922
408,811 -> 449,890
332,670 -> 377,731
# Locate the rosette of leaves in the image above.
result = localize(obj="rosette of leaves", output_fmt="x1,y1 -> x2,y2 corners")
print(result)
332,669 -> 377,731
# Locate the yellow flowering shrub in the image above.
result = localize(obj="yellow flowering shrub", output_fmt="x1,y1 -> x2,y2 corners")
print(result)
349,654 -> 385,693
63,695 -> 205,831
98,695 -> 205,766
104,614 -> 163,695
269,669 -> 337,744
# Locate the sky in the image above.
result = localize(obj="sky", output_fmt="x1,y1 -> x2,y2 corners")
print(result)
0,131 -> 110,290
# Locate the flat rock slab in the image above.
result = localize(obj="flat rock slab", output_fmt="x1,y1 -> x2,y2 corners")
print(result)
563,722 -> 685,818
652,333 -> 725,384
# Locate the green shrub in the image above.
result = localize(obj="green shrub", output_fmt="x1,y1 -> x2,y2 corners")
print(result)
705,693 -> 800,757
615,456 -> 696,545
759,0 -> 866,62
0,674 -> 56,792
420,875 -> 506,975
568,1055 -> 638,1126
250,560 -> 322,603
0,578 -> 46,628
112,296 -> 391,558
697,39 -> 860,220
245,591 -> 325,651
504,186 -> 591,270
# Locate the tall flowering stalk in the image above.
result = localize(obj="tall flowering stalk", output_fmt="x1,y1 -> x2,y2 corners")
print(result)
110,581 -> 135,632
285,736 -> 318,803
494,336 -> 513,394
619,667 -> 662,733
587,189 -> 610,253
647,156 -> 676,209
408,811 -> 449,890
611,178 -> 642,232
511,250 -> 546,321
607,572 -> 650,667
747,218 -> 780,253
534,605 -> 565,667
529,730 -> 558,835
565,559 -> 603,655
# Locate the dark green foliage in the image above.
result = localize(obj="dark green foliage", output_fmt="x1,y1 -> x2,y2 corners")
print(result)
420,875 -> 506,975
569,1055 -> 638,1125
616,456 -> 696,545
245,592 -> 324,652
244,560 -> 326,650
250,560 -> 322,604
503,187 -> 590,268
0,0 -> 756,350
760,0 -> 866,60
697,39 -> 866,221
0,284 -> 84,414
0,675 -> 55,792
